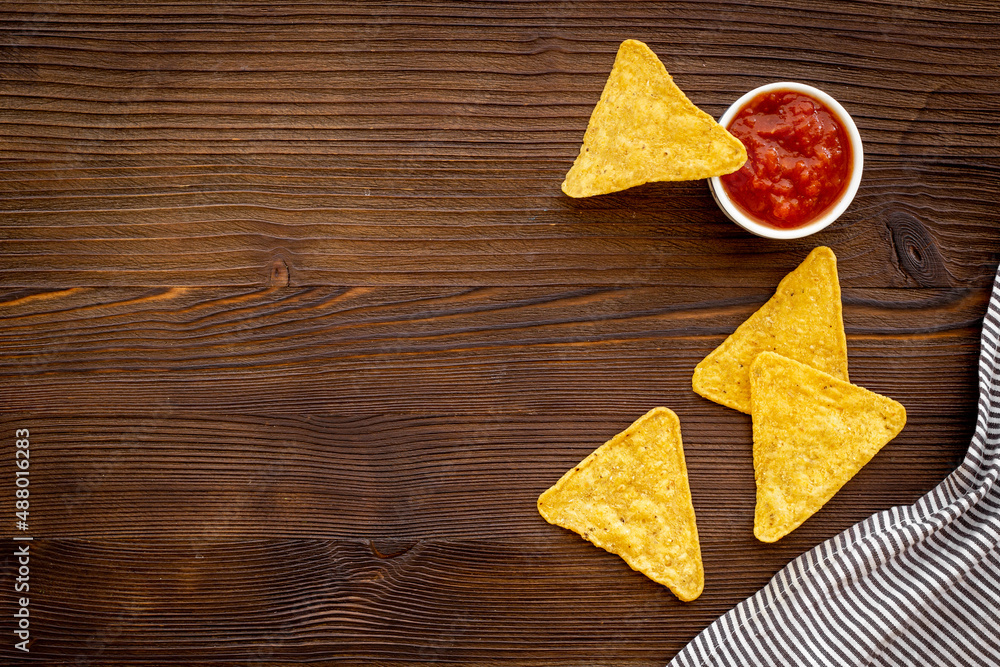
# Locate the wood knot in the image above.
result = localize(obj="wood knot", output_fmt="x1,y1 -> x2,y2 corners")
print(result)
267,258 -> 289,287
369,539 -> 417,560
885,210 -> 952,287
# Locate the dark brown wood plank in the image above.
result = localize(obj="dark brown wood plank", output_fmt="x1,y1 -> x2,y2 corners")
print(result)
0,281 -> 980,664
0,281 -> 982,662
0,411 -> 967,541
0,284 -> 986,415
0,537 -> 751,665
0,161 -> 995,287
0,526 -> 977,665
0,414 -> 968,665
2,2 -> 998,286
0,284 -> 988,414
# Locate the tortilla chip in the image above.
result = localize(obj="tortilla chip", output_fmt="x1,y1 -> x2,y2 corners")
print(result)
537,407 -> 703,601
692,246 -> 849,414
750,352 -> 907,543
561,39 -> 746,197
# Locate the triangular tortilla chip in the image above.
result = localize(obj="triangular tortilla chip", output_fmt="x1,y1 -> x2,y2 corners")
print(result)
561,39 -> 746,197
692,246 -> 849,414
750,352 -> 906,542
537,407 -> 703,601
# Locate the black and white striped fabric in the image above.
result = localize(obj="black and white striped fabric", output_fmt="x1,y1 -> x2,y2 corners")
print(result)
670,265 -> 1000,667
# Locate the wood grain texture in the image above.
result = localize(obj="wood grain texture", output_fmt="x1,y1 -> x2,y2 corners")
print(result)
2,2 -> 999,286
0,407 -> 971,664
0,284 -> 987,414
1,1 -> 998,665
0,537 -> 775,665
0,283 -> 984,664
0,410 -> 969,541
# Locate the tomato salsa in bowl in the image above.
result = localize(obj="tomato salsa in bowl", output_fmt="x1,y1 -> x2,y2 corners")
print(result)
708,82 -> 863,239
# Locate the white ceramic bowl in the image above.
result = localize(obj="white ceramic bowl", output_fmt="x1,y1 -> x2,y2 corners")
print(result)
708,82 -> 864,240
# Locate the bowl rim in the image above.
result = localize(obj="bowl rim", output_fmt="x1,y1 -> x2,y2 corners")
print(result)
708,81 -> 864,240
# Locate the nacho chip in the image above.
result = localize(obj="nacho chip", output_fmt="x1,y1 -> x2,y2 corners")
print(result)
750,352 -> 907,543
561,39 -> 746,198
692,246 -> 849,414
537,407 -> 703,601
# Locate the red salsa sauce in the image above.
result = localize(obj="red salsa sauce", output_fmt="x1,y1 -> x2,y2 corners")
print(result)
720,90 -> 852,229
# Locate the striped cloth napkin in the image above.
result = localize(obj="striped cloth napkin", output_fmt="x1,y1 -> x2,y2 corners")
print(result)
670,266 -> 1000,667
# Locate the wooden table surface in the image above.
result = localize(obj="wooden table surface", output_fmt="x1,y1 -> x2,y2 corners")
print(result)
2,2 -> 999,664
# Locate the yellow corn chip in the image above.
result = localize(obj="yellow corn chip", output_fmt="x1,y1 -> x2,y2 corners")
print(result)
561,39 -> 746,198
750,352 -> 907,542
692,246 -> 849,414
537,407 -> 703,601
